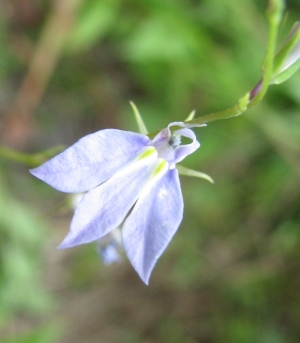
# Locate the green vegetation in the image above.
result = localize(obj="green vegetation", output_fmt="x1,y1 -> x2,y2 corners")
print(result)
0,0 -> 300,342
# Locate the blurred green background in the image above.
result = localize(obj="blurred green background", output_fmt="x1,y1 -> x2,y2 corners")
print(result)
1,0 -> 300,342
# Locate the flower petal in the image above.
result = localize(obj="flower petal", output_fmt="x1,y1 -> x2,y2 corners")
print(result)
58,147 -> 158,249
30,129 -> 149,192
97,228 -> 123,265
149,122 -> 201,168
122,168 -> 183,285
168,121 -> 206,130
173,128 -> 200,164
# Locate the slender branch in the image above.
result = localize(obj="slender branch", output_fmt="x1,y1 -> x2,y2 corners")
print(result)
183,0 -> 284,127
1,0 -> 84,148
0,145 -> 65,167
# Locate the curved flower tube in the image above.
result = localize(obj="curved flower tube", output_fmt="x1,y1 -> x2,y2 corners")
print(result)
30,122 -> 204,284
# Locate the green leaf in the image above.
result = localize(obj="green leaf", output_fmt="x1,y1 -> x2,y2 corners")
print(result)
66,0 -> 119,54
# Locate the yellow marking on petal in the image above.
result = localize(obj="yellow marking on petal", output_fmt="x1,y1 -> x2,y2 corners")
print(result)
153,159 -> 168,177
137,146 -> 157,160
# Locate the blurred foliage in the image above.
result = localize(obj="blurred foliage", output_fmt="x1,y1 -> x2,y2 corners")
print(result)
0,167 -> 58,341
0,176 -> 48,314
0,0 -> 300,342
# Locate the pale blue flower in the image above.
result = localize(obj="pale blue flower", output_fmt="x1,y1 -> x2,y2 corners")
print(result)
30,121 -> 204,284
70,193 -> 123,265
96,228 -> 123,265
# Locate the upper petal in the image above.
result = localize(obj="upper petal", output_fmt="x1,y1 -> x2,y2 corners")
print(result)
149,122 -> 201,168
58,147 -> 158,249
30,129 -> 150,192
122,168 -> 183,285
168,121 -> 206,130
173,128 -> 200,164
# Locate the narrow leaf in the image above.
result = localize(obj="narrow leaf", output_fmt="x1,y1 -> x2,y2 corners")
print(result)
130,101 -> 148,135
177,165 -> 214,183
184,110 -> 196,122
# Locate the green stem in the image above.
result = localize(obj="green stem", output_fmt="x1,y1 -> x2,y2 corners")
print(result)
185,102 -> 246,126
0,146 -> 35,165
0,145 -> 65,167
248,0 -> 283,109
183,0 -> 284,127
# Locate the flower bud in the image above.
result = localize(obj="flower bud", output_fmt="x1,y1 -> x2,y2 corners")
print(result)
272,22 -> 300,84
